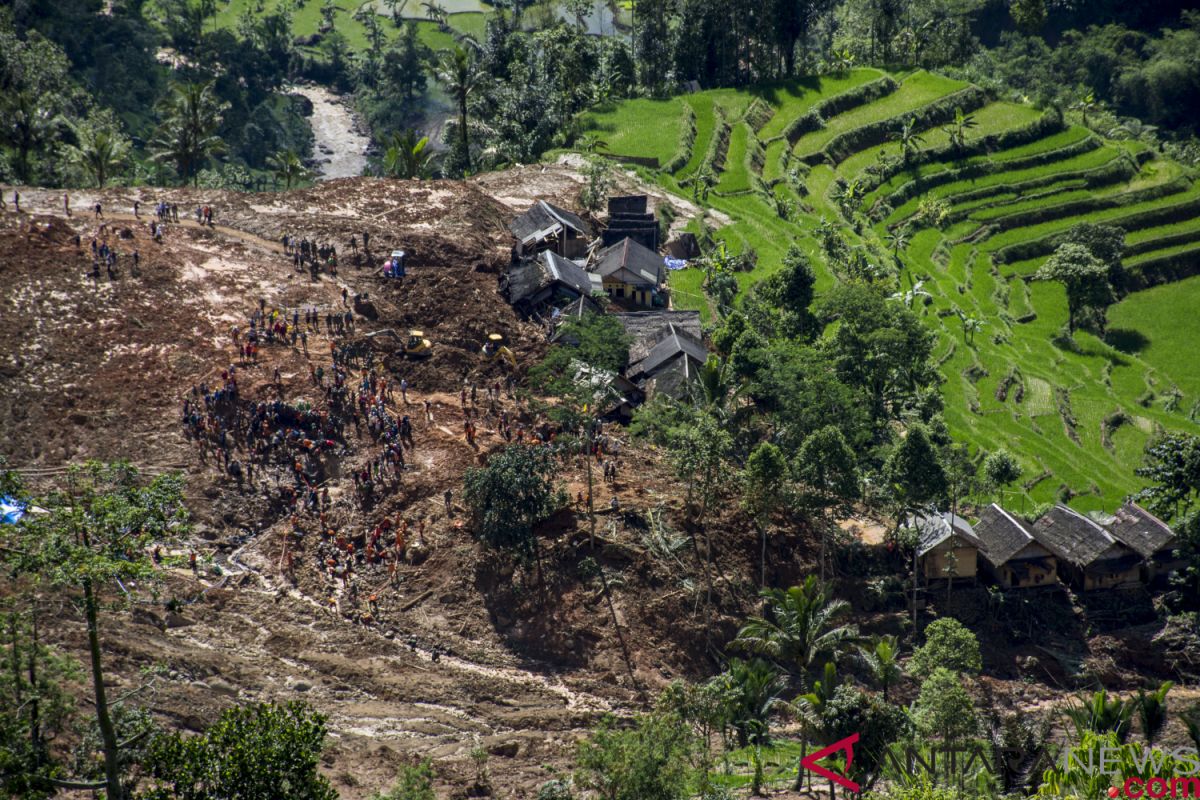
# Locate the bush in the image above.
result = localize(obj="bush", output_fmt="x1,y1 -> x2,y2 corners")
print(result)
575,713 -> 693,800
909,618 -> 982,677
373,761 -> 436,800
463,446 -> 565,562
140,701 -> 337,800
913,668 -> 977,742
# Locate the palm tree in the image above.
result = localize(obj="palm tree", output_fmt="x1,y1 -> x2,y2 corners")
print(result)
731,576 -> 858,688
4,90 -> 68,183
68,124 -> 130,188
788,661 -> 840,792
421,0 -> 448,30
150,81 -> 229,187
267,149 -> 309,190
1070,90 -> 1100,128
859,635 -> 901,701
1064,689 -> 1133,743
944,107 -> 978,151
957,310 -> 983,344
831,48 -> 855,75
381,130 -> 432,179
723,657 -> 786,748
885,226 -> 910,258
576,133 -> 607,154
1109,118 -> 1158,144
1134,681 -> 1173,744
433,45 -> 481,173
893,118 -> 926,164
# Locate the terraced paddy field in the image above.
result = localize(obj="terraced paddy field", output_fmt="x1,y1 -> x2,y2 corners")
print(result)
580,69 -> 1200,511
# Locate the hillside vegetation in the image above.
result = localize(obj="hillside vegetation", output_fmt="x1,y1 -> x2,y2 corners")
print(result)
582,68 -> 1200,511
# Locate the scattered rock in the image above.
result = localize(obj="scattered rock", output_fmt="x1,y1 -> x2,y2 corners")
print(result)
487,740 -> 520,758
293,681 -> 312,692
165,611 -> 195,629
207,677 -> 239,697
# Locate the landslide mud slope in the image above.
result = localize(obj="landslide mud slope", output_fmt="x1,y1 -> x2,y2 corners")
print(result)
0,173 -> 758,798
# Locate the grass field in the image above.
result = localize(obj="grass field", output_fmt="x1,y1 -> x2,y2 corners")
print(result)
579,67 -> 1200,511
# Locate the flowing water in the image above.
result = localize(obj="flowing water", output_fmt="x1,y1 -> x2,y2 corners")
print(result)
290,85 -> 372,181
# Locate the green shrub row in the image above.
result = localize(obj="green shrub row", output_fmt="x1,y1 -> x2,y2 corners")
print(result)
1124,225 -> 1200,257
868,111 -> 1073,201
744,97 -> 774,133
984,177 -> 1191,233
805,85 -> 990,167
776,75 -> 900,145
707,111 -> 733,174
1127,244 -> 1200,289
992,194 -> 1200,263
945,155 -> 1136,214
663,102 -> 699,174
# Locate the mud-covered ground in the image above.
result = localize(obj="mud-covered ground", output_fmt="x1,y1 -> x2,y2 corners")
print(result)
0,170 -> 773,798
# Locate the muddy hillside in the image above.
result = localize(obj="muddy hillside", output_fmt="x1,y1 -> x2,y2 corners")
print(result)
0,169 -> 787,798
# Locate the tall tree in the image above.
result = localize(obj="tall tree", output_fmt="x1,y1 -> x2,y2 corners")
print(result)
793,425 -> 860,581
731,576 -> 858,688
380,130 -> 431,179
267,149 -> 309,190
433,46 -> 481,173
1036,242 -> 1114,335
67,121 -> 130,188
743,442 -> 790,588
1135,432 -> 1200,520
150,81 -> 229,186
463,445 -> 565,572
0,462 -> 188,800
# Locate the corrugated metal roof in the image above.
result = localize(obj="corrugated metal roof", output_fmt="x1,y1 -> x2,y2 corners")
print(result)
592,237 -> 664,286
509,200 -> 593,243
1106,502 -> 1175,559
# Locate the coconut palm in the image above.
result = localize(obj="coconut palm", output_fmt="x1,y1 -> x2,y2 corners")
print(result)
1109,118 -> 1158,144
421,0 -> 448,30
885,226 -> 910,258
893,118 -> 926,164
150,80 -> 229,186
722,657 -> 786,748
1134,681 -> 1173,744
731,576 -> 858,688
787,661 -> 840,791
381,129 -> 432,179
860,635 -> 902,701
267,148 -> 310,189
68,124 -> 130,188
432,45 -> 481,173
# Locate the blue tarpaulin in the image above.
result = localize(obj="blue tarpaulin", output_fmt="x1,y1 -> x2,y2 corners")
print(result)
1,496 -> 26,525
664,257 -> 688,271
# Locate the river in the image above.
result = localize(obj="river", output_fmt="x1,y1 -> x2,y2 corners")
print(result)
290,85 -> 371,181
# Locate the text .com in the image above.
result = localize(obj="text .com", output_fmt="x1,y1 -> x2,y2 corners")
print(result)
1114,778 -> 1200,798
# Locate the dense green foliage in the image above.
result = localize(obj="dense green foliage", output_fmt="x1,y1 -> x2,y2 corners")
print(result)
139,702 -> 337,800
463,445 -> 565,563
908,618 -> 983,677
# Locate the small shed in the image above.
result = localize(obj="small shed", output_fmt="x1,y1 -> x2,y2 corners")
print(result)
591,237 -> 665,307
510,200 -> 594,259
972,504 -> 1057,589
1032,505 -> 1142,591
913,513 -> 981,582
1105,502 -> 1181,583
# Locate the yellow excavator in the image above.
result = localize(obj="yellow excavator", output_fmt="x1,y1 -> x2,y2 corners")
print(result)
365,328 -> 433,359
482,333 -> 517,368
404,329 -> 433,359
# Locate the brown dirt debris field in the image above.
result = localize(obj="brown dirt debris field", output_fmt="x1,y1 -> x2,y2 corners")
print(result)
0,171 -> 784,798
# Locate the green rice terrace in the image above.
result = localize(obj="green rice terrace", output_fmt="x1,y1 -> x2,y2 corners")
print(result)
579,68 -> 1200,512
